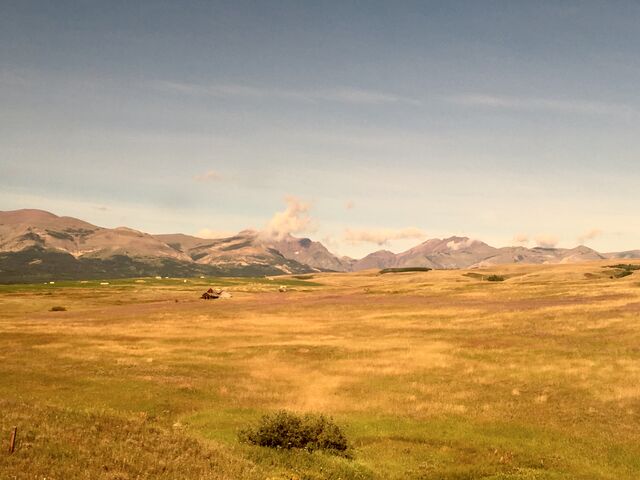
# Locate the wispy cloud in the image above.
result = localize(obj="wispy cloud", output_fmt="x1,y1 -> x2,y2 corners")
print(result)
0,68 -> 31,87
344,227 -> 426,246
154,81 -> 421,106
534,234 -> 559,248
446,238 -> 479,251
447,93 -> 636,116
194,170 -> 222,182
512,233 -> 529,246
578,228 -> 602,244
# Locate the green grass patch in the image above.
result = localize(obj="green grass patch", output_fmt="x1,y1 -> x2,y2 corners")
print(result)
380,267 -> 432,274
486,274 -> 506,282
604,264 -> 640,279
607,264 -> 640,271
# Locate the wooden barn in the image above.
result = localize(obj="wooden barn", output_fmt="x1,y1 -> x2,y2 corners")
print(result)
201,288 -> 219,300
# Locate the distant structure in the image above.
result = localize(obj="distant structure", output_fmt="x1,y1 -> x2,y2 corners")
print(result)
201,287 -> 219,300
200,287 -> 232,300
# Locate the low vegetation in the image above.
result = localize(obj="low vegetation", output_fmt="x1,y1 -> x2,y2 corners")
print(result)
485,274 -> 506,282
379,267 -> 432,274
608,264 -> 640,271
238,410 -> 349,453
0,247 -> 315,284
605,264 -> 640,279
291,274 -> 315,280
465,272 -> 507,282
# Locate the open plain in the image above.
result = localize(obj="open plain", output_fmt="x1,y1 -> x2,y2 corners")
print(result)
2,262 -> 640,479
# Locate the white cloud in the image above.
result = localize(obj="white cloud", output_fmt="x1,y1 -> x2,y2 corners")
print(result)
446,238 -> 478,251
534,235 -> 559,248
578,228 -> 602,244
262,196 -> 313,240
321,235 -> 340,252
317,87 -> 422,106
344,227 -> 426,246
512,234 -> 529,246
194,170 -> 222,182
448,93 -> 636,117
155,81 -> 421,106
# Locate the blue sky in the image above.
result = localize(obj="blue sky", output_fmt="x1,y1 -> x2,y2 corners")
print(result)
1,1 -> 639,257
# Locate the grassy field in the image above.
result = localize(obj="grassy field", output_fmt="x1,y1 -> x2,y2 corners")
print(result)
1,261 -> 640,479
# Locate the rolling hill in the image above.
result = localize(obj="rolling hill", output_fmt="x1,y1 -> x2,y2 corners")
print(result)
0,209 -> 638,282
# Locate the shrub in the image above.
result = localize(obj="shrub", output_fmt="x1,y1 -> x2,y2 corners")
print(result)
613,270 -> 633,279
604,264 -> 639,279
238,410 -> 348,453
485,275 -> 505,282
380,267 -> 432,274
50,306 -> 67,311
608,264 -> 640,271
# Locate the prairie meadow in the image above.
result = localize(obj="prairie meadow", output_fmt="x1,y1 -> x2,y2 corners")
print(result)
1,262 -> 640,479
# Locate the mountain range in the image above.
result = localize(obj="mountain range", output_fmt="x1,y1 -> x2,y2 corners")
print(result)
0,209 -> 637,282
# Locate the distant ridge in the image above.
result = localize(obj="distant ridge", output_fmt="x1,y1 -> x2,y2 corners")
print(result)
0,209 -> 638,282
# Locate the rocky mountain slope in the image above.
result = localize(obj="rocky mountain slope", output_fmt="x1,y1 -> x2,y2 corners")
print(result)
352,237 -> 616,271
604,250 -> 640,260
355,237 -> 499,269
473,245 -> 605,267
155,230 -> 315,275
0,210 -> 313,281
0,209 -> 638,282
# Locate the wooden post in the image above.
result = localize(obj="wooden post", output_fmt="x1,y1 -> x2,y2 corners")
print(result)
9,426 -> 17,453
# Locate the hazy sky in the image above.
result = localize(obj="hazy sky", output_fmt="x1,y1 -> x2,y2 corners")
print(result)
1,1 -> 639,257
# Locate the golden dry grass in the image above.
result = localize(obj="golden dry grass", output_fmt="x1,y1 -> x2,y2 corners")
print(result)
1,261 -> 640,479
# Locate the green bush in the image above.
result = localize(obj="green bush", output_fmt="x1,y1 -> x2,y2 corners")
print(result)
380,267 -> 432,274
613,270 -> 633,279
485,275 -> 505,282
50,306 -> 67,311
609,264 -> 640,271
238,410 -> 348,453
604,264 -> 639,279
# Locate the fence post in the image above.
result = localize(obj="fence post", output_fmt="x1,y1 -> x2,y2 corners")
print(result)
9,426 -> 17,453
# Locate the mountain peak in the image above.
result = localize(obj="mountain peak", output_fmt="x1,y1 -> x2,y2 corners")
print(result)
0,208 -> 59,222
0,208 -> 638,282
0,209 -> 97,230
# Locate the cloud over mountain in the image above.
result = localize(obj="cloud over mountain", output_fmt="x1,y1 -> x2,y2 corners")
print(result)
535,235 -> 559,248
344,227 -> 426,246
262,196 -> 313,240
578,228 -> 602,244
513,234 -> 529,245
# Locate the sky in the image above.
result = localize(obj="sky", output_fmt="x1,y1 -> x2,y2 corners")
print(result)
1,1 -> 639,258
